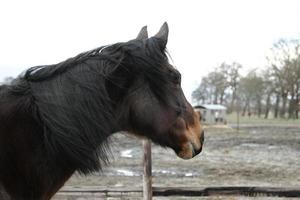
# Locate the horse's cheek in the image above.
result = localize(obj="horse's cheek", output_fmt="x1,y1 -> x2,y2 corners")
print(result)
152,109 -> 175,133
130,101 -> 170,134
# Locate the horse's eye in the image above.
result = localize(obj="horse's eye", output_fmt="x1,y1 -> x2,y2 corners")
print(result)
175,74 -> 181,84
167,67 -> 181,85
172,72 -> 181,85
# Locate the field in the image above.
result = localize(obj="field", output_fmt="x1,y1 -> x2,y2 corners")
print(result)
226,112 -> 300,125
54,121 -> 300,199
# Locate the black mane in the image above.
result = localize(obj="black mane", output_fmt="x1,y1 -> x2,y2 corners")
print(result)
5,38 -> 173,174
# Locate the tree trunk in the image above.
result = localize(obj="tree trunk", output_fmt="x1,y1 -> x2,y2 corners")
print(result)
288,99 -> 294,119
242,100 -> 249,116
213,90 -> 218,104
274,93 -> 280,118
295,94 -> 299,119
295,85 -> 300,119
257,98 -> 262,118
280,93 -> 288,118
219,91 -> 225,105
230,89 -> 237,113
264,93 -> 271,119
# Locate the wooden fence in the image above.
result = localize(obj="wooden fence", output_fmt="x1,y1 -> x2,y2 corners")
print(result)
56,140 -> 300,199
57,186 -> 300,198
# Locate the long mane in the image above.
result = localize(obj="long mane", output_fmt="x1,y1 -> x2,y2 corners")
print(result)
5,38 -> 172,174
13,44 -> 126,173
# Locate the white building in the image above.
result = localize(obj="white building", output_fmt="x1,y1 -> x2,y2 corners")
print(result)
194,104 -> 227,124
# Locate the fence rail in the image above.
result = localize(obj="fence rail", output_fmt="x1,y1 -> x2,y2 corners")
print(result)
57,186 -> 300,198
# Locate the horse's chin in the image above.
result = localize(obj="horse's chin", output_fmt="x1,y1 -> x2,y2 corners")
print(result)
176,142 -> 202,160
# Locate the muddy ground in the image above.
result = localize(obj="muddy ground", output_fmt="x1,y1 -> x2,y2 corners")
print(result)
54,125 -> 300,199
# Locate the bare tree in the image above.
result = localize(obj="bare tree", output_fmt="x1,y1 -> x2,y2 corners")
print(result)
192,77 -> 210,104
238,70 -> 264,116
261,69 -> 274,119
225,62 -> 242,113
267,38 -> 300,118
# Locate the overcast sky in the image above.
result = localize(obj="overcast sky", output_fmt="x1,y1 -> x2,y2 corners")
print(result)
1,0 -> 300,101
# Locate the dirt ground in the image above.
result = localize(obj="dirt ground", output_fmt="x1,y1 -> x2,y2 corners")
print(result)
54,125 -> 300,199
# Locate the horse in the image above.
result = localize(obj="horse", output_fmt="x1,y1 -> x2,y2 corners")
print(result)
0,22 -> 204,200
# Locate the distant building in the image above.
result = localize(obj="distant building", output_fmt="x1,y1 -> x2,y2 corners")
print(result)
194,104 -> 227,124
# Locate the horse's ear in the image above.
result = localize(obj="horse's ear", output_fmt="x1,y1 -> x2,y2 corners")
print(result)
153,22 -> 169,50
136,26 -> 148,40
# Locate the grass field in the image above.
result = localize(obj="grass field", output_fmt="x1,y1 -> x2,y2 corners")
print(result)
226,112 -> 300,125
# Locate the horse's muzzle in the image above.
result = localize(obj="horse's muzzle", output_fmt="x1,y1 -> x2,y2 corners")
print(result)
177,130 -> 204,159
192,131 -> 204,157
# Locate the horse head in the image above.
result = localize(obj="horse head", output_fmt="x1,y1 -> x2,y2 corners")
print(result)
109,23 -> 204,159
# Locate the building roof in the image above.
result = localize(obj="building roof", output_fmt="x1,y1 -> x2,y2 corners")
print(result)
194,104 -> 227,110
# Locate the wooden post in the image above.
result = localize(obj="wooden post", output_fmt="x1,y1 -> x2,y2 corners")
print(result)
143,139 -> 152,200
236,96 -> 240,133
237,107 -> 240,133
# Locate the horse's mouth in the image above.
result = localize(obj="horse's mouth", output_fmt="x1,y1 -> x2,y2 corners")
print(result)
176,141 -> 203,159
176,132 -> 204,159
